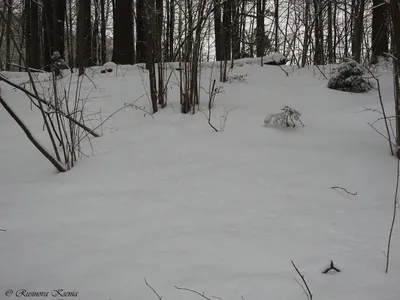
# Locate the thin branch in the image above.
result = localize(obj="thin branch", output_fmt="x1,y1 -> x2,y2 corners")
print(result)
144,279 -> 162,300
331,186 -> 358,196
0,229 -> 6,232
175,286 -> 213,300
0,74 -> 100,137
294,278 -> 309,299
385,156 -> 399,273
368,122 -> 398,149
0,95 -> 66,172
364,65 -> 394,155
291,260 -> 312,300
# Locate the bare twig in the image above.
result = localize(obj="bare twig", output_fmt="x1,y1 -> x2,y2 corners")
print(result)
144,279 -> 162,300
0,95 -> 67,172
385,156 -> 399,273
331,186 -> 358,196
175,286 -> 213,300
291,260 -> 313,300
364,65 -> 394,155
0,74 -> 100,137
294,278 -> 309,299
272,58 -> 289,76
11,63 -> 45,73
0,229 -> 6,232
368,122 -> 399,149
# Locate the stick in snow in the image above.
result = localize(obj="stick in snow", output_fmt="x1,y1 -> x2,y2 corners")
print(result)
322,260 -> 341,273
291,260 -> 313,300
331,186 -> 357,196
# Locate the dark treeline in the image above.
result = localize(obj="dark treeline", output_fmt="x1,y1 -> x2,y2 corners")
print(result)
0,0 -> 398,71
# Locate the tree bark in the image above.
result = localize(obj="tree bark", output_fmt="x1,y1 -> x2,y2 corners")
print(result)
371,0 -> 389,63
214,0 -> 222,60
352,0 -> 365,63
5,0 -> 12,71
136,0 -> 147,63
25,0 -> 40,69
43,0 -> 66,71
112,0 -> 134,64
256,0 -> 266,57
76,0 -> 93,74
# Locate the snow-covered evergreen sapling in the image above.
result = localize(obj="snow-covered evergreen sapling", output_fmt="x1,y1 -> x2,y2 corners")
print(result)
51,51 -> 67,76
327,58 -> 372,93
264,106 -> 304,127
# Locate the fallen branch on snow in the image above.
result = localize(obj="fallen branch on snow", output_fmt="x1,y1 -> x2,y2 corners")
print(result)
144,279 -> 162,300
331,186 -> 357,196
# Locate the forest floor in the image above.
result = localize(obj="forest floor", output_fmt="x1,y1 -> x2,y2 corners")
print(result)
0,59 -> 399,300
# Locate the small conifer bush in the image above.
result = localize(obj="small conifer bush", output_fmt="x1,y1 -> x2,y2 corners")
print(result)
327,58 -> 372,93
264,106 -> 304,128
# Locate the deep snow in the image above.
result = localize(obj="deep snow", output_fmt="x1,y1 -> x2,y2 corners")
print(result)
0,59 -> 399,300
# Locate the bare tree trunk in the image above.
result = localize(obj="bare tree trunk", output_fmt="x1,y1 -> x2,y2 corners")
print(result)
256,0 -> 266,57
301,0 -> 311,66
274,0 -> 279,52
371,0 -> 389,63
100,0 -> 107,63
144,0 -> 158,113
169,0 -> 175,61
352,0 -> 365,62
231,0 -> 240,59
389,0 -> 400,149
313,0 -> 324,65
214,0 -> 222,60
5,0 -> 12,70
25,0 -> 40,69
327,0 -> 334,63
222,0 -> 232,60
92,0 -> 100,65
112,0 -> 134,64
43,0 -> 66,71
76,0 -> 93,74
136,0 -> 146,63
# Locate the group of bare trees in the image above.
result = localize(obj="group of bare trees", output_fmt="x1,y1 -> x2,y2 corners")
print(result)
0,0 -> 398,71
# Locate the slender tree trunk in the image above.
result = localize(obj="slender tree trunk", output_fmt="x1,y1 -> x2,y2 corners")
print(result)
136,0 -> 146,62
313,0 -> 324,65
100,0 -> 107,63
92,0 -> 100,65
25,0 -> 40,69
371,0 -> 389,63
301,0 -> 310,67
214,0 -> 222,60
5,0 -> 12,70
389,0 -> 400,149
274,0 -> 279,52
256,0 -> 266,57
222,0 -> 232,60
327,0 -> 334,63
76,0 -> 93,74
169,0 -> 175,61
112,0 -> 134,64
232,0 -> 240,59
43,0 -> 66,70
353,0 -> 365,62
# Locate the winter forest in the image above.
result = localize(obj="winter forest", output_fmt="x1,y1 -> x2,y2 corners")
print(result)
1,1 -> 400,300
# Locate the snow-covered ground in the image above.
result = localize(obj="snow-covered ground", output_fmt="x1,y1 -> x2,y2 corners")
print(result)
0,60 -> 399,300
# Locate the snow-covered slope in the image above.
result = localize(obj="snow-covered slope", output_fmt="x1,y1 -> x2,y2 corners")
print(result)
0,62 -> 399,300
